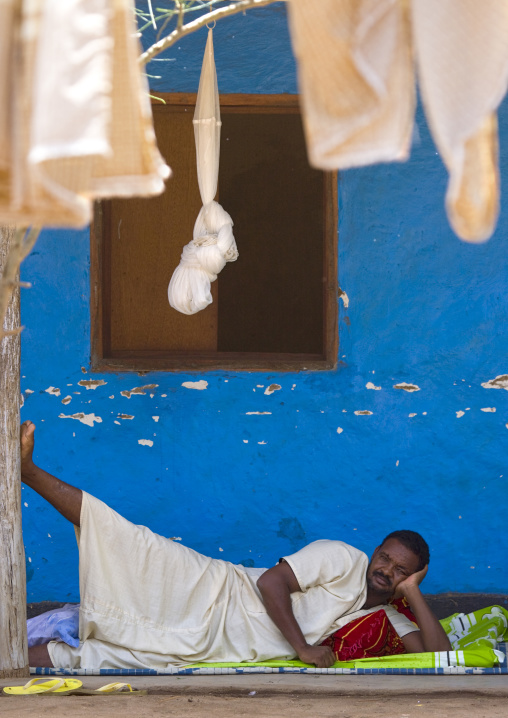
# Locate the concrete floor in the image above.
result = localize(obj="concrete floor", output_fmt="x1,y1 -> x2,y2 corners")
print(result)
2,672 -> 508,696
2,674 -> 508,718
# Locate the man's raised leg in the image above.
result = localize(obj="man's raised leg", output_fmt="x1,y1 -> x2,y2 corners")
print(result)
21,420 -> 82,527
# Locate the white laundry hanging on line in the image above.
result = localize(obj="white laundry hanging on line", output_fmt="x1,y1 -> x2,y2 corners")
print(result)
287,0 -> 508,243
168,28 -> 238,316
0,0 -> 170,228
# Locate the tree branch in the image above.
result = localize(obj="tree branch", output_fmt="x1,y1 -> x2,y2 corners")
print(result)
139,0 -> 282,66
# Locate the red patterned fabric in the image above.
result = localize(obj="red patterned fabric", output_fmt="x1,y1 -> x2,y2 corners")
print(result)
389,596 -> 418,624
319,598 -> 418,661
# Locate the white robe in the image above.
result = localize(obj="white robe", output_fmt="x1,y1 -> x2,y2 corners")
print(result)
48,493 -> 416,669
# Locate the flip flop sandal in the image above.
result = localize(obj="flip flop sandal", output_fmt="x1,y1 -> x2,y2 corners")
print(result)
71,682 -> 147,696
3,678 -> 83,695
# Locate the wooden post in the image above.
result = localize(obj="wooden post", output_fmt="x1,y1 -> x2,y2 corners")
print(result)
0,225 -> 29,678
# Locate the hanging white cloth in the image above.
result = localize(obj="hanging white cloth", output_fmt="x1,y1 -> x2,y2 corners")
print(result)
168,28 -> 238,315
0,0 -> 170,228
411,0 -> 508,243
287,0 -> 508,243
287,0 -> 415,171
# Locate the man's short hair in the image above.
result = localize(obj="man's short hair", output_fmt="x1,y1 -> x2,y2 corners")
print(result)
381,530 -> 429,572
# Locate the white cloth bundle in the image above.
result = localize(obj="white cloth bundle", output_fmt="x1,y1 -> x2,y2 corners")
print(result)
168,29 -> 238,315
0,0 -> 170,228
287,0 -> 508,243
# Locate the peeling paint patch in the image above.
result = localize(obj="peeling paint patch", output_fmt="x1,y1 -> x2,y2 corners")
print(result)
396,460 -> 399,467
456,411 -> 465,418
109,395 -> 114,399
264,384 -> 281,395
152,416 -> 160,422
20,394 -> 24,408
258,440 -> 267,445
59,412 -> 102,427
81,367 -> 87,374
138,439 -> 154,447
246,411 -> 272,415
366,382 -> 381,390
243,439 -> 249,443
121,384 -> 159,398
118,414 -> 134,420
170,537 -> 182,541
481,407 -> 496,412
61,396 -> 72,405
393,383 -> 420,392
45,386 -> 61,397
78,379 -> 107,390
114,420 -> 121,425
181,380 -> 208,391
481,375 -> 508,390
336,427 -> 343,434
409,413 -> 417,417
354,410 -> 373,415
338,289 -> 349,308
25,389 -> 34,394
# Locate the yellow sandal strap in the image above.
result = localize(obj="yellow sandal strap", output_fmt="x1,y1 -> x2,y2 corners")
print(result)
96,682 -> 133,693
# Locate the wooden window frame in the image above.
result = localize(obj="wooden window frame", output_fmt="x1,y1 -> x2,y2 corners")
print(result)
90,93 -> 338,373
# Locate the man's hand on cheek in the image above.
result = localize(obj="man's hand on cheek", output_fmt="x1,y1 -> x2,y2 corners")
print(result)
392,565 -> 428,600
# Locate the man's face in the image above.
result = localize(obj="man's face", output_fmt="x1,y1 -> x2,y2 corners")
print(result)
366,538 -> 421,600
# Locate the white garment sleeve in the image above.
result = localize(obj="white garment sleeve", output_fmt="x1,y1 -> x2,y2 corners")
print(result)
282,540 -> 367,593
383,604 -> 420,638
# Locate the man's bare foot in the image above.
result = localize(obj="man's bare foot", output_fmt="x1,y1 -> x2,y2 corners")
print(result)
20,420 -> 36,477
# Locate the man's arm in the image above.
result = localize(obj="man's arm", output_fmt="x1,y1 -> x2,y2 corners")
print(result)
256,560 -> 336,668
395,566 -> 451,653
20,421 -> 82,526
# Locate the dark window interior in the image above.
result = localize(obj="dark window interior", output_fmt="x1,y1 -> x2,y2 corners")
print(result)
91,94 -> 337,372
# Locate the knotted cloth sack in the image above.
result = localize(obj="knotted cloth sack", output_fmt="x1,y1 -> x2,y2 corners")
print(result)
168,29 -> 238,315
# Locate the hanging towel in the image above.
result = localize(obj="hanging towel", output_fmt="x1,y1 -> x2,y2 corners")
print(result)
287,0 -> 415,170
411,0 -> 508,242
287,0 -> 508,242
0,0 -> 170,228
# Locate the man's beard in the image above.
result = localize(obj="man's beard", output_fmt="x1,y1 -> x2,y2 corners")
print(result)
366,569 -> 393,597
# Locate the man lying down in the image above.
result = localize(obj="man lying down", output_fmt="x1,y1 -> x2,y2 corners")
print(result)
21,420 -> 451,670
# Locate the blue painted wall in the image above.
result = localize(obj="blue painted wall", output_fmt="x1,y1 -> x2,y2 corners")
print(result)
20,4 -> 508,602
